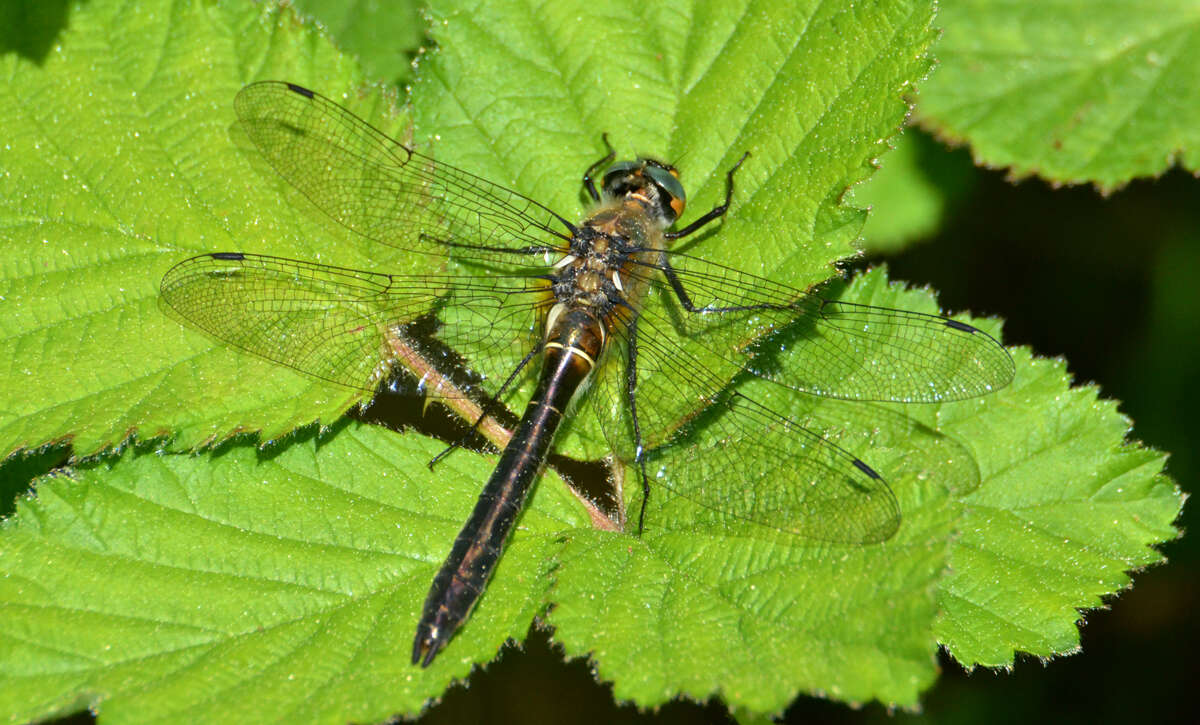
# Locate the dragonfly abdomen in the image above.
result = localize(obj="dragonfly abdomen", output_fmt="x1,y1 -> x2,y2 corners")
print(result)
411,306 -> 605,667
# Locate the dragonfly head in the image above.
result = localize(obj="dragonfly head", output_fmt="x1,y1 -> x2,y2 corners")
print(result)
601,158 -> 687,227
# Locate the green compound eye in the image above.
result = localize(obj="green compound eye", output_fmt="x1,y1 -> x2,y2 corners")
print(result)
604,160 -> 642,176
644,164 -> 686,207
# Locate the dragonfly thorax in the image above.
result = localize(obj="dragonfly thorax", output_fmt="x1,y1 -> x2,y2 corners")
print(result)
552,202 -> 663,318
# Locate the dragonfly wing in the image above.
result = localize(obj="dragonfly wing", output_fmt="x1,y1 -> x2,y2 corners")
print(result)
654,391 -> 900,544
589,297 -> 895,544
618,369 -> 902,544
234,81 -> 574,268
160,252 -> 546,398
631,250 -> 1015,403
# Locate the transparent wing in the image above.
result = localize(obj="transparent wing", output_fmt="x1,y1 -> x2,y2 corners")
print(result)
234,81 -> 575,268
624,249 -> 1015,404
160,252 -> 547,398
650,391 -> 901,544
591,308 -> 899,544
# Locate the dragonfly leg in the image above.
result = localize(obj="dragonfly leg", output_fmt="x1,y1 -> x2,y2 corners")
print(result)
623,314 -> 652,534
664,151 -> 750,240
581,133 -> 617,203
657,253 -> 782,317
427,345 -> 541,469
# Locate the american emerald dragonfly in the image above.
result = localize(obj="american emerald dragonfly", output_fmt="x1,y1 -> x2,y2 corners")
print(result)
160,81 -> 1015,667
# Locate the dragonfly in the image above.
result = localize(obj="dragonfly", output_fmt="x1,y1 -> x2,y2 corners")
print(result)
160,81 -> 1015,668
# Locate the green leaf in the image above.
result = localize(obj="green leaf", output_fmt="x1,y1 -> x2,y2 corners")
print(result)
0,0 -> 935,461
2,268 -> 1180,720
919,0 -> 1200,190
934,351 -> 1182,665
0,425 -> 583,723
292,0 -> 425,86
548,269 -> 1180,710
0,1 -> 420,455
0,274 -> 1155,721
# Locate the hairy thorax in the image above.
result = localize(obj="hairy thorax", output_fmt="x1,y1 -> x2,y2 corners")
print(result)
552,199 -> 665,318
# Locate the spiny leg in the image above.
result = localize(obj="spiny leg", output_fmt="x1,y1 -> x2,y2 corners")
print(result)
664,151 -> 749,240
427,345 -> 540,469
657,151 -> 783,316
623,314 -> 652,534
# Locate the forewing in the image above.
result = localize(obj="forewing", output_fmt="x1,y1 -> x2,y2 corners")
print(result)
160,253 -> 546,398
234,81 -> 574,268
632,251 -> 1015,403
